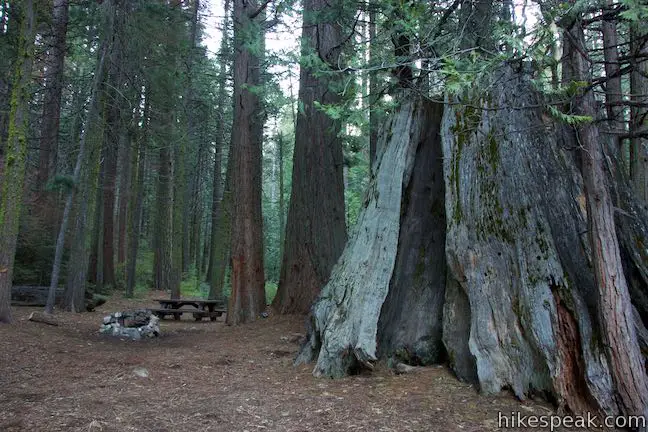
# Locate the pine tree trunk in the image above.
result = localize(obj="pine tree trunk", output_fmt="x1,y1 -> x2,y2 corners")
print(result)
565,19 -> 648,423
116,130 -> 131,268
0,0 -> 35,323
226,0 -> 265,324
190,140 -> 205,273
272,0 -> 347,314
601,0 -> 623,156
209,148 -> 231,300
207,0 -> 231,300
63,121 -> 104,312
46,44 -> 108,314
172,117 -> 185,298
126,97 -> 148,298
368,7 -> 378,166
154,131 -> 174,294
37,0 -> 68,202
630,22 -> 648,206
277,132 -> 285,261
101,80 -> 120,290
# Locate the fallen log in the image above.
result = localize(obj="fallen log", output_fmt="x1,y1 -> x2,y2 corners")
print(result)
28,311 -> 59,326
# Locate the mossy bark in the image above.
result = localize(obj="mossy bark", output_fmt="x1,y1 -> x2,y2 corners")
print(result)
0,0 -> 35,323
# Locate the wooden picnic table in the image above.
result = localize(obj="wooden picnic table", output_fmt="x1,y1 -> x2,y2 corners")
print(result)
149,298 -> 226,321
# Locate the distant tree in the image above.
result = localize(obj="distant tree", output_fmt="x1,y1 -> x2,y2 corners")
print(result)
47,27 -> 109,314
207,0 -> 231,299
37,0 -> 69,206
630,19 -> 648,204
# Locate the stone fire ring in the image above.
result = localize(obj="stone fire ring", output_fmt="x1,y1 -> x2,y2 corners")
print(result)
99,308 -> 160,341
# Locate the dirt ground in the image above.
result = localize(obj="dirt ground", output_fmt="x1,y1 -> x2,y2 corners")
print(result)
1,293 -> 586,432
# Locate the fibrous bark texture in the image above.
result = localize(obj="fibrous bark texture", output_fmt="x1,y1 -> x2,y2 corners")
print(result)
272,0 -> 347,315
226,0 -> 265,324
296,96 -> 445,376
441,66 -> 609,415
297,65 -> 648,421
0,0 -> 35,323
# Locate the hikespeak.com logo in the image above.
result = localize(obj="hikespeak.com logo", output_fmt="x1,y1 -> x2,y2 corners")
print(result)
498,411 -> 647,431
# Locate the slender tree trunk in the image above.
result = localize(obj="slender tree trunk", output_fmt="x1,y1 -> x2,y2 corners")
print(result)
368,7 -> 378,167
630,23 -> 648,206
207,138 -> 224,283
63,111 -> 104,312
601,0 -> 623,156
181,0 -> 200,276
172,114 -> 185,298
126,98 -> 148,298
209,148 -> 231,300
227,0 -> 266,324
207,0 -> 231,299
565,19 -> 648,423
46,43 -> 109,314
154,130 -> 174,294
272,0 -> 347,314
37,0 -> 69,201
0,0 -> 35,323
116,129 -> 131,268
90,163 -> 104,291
277,132 -> 285,261
101,66 -> 122,291
190,139 -> 205,273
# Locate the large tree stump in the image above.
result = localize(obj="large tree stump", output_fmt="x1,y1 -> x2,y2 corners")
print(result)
440,65 -> 644,417
296,96 -> 446,376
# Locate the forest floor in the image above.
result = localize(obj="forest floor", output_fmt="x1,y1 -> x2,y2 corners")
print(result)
1,293 -> 590,432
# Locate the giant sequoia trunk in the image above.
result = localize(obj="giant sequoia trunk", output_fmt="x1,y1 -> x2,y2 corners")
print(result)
226,0 -> 266,324
272,0 -> 347,315
298,66 -> 648,419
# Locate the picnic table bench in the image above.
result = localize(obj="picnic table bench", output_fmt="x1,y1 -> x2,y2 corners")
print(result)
149,298 -> 226,321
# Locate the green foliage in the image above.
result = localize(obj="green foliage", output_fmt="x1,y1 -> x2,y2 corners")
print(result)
265,281 -> 278,305
546,105 -> 593,126
45,174 -> 76,192
131,247 -> 154,298
619,0 -> 648,22
181,266 -> 210,298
